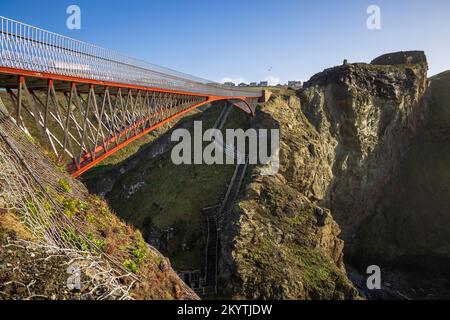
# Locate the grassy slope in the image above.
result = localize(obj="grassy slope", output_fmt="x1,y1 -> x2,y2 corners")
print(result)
104,105 -> 250,270
0,91 -> 198,299
0,179 -> 192,300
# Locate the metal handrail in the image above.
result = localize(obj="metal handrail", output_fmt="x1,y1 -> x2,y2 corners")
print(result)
0,16 -> 261,98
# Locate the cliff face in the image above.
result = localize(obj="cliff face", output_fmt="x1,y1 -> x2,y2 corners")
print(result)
85,105 -> 241,273
299,52 -> 450,282
220,51 -> 450,298
300,53 -> 430,258
219,93 -> 358,299
355,70 -> 450,270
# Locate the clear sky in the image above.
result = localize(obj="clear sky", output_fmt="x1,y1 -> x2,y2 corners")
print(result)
2,0 -> 450,84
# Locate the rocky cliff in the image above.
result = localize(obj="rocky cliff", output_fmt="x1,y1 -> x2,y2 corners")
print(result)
299,51 -> 450,297
355,69 -> 450,273
301,52 -> 430,255
219,93 -> 358,299
219,51 -> 450,299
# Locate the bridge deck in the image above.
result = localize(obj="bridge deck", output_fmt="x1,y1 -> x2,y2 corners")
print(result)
0,16 -> 260,99
0,16 -> 262,176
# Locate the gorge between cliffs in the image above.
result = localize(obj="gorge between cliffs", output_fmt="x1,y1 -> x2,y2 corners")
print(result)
83,51 -> 450,300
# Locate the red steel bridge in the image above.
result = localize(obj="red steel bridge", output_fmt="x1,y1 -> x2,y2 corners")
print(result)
0,16 -> 262,177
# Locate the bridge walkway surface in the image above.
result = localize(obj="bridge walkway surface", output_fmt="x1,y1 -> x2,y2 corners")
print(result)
0,16 -> 262,177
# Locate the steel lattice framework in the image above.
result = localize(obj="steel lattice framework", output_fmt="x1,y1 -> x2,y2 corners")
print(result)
0,16 -> 262,177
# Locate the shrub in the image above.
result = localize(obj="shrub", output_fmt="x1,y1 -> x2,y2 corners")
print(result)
58,178 -> 72,193
124,259 -> 138,273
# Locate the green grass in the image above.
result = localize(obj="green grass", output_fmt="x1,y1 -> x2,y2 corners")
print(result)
222,106 -> 251,131
170,249 -> 203,271
111,154 -> 236,229
104,104 -> 251,270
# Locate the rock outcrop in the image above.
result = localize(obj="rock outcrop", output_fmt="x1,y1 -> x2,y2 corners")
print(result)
355,69 -> 450,273
301,52 -> 430,256
371,50 -> 427,65
219,93 -> 358,299
220,51 -> 450,299
297,51 -> 450,294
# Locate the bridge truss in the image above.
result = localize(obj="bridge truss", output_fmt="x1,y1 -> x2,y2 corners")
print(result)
0,16 -> 261,177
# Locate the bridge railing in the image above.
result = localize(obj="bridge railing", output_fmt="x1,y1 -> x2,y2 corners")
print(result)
0,16 -> 261,98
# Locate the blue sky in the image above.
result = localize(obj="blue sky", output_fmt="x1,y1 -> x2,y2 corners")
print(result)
2,0 -> 450,83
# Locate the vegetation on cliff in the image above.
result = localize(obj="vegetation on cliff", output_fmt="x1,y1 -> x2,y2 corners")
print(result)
295,51 -> 450,298
0,105 -> 197,300
3,50 -> 448,301
85,105 -> 248,271
219,93 -> 358,299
